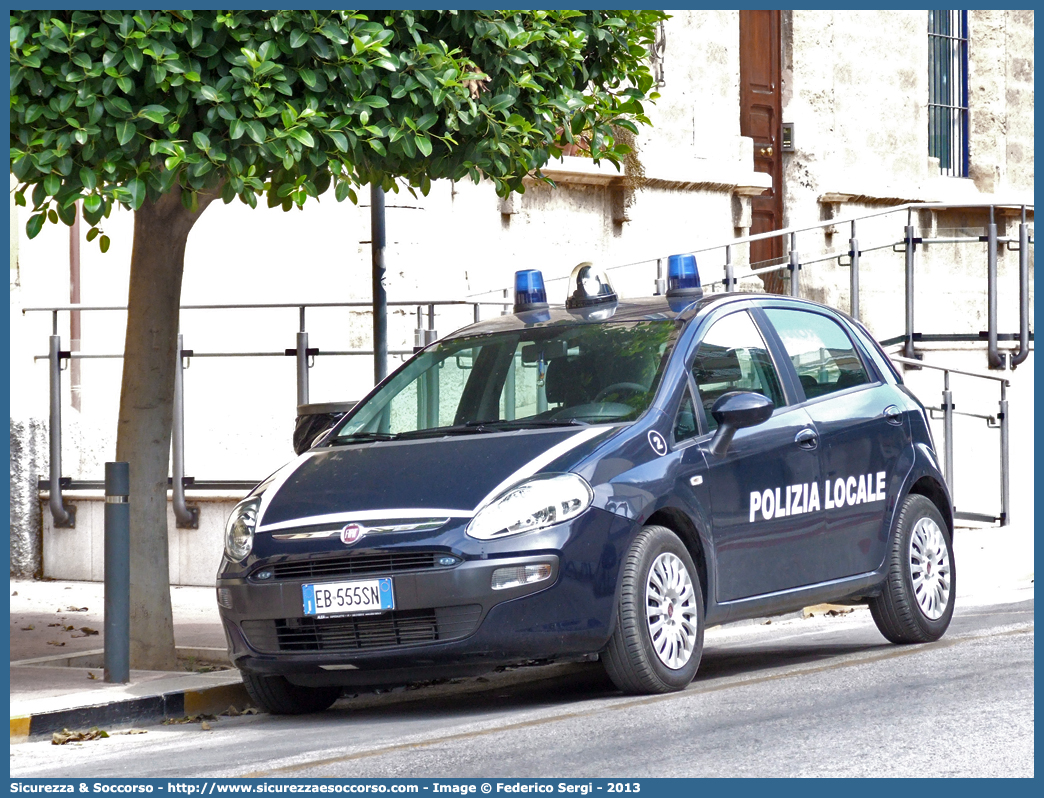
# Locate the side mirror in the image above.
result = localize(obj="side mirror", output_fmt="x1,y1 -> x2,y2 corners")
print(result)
706,391 -> 774,457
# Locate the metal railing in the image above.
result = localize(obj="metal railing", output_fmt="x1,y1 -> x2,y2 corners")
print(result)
890,355 -> 1011,526
471,201 -> 1033,371
27,299 -> 501,528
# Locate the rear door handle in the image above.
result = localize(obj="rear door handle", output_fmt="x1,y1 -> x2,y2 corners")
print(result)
884,405 -> 903,425
795,428 -> 818,450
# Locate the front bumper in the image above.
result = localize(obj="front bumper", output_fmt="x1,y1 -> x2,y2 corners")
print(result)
217,507 -> 635,686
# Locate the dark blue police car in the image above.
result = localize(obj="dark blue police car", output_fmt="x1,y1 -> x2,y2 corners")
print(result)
217,258 -> 955,714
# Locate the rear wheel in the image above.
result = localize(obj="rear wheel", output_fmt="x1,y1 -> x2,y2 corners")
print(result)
869,494 -> 955,643
602,525 -> 704,694
241,671 -> 341,715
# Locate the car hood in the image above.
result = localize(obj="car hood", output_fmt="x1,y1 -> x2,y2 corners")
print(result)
256,426 -> 617,530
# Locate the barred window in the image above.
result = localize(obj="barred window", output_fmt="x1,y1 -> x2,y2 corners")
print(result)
928,11 -> 969,177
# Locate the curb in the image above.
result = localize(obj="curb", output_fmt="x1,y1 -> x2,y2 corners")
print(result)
9,661 -> 599,743
11,679 -> 251,743
11,646 -> 231,670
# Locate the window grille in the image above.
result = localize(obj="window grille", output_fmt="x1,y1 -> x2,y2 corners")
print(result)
928,11 -> 969,177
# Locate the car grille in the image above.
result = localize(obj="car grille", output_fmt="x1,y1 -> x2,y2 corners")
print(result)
265,551 -> 443,581
241,605 -> 482,653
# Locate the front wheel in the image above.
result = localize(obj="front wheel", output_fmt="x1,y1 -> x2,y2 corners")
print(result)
241,671 -> 341,715
869,494 -> 955,643
602,525 -> 705,694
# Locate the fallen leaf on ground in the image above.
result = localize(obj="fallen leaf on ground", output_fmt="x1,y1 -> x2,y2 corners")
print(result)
163,714 -> 216,725
52,727 -> 109,745
87,672 -> 97,680
803,602 -> 855,618
11,591 -> 17,596
79,626 -> 99,635
66,606 -> 88,612
20,625 -> 34,631
47,641 -> 66,647
220,706 -> 259,717
63,625 -> 75,632
48,623 -> 61,627
200,721 -> 211,731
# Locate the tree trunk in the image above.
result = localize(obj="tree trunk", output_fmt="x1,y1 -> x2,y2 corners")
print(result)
115,189 -> 214,670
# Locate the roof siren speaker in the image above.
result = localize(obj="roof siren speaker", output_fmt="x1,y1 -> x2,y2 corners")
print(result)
565,262 -> 618,309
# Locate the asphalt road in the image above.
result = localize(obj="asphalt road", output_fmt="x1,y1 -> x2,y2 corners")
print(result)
11,598 -> 1033,779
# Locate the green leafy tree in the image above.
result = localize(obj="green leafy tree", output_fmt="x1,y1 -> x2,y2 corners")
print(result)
10,9 -> 666,668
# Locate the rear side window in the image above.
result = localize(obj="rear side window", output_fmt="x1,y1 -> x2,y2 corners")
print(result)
764,308 -> 870,400
691,311 -> 785,431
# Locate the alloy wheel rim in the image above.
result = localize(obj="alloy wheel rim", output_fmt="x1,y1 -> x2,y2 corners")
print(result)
909,517 -> 951,620
645,552 -> 699,670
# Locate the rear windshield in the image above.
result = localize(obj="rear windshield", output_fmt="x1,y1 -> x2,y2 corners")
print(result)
334,320 -> 681,441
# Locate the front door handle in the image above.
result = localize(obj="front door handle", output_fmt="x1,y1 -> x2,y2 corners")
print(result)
884,405 -> 903,425
795,428 -> 818,450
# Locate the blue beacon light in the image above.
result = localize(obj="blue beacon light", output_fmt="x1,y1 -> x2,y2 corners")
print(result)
666,253 -> 703,298
513,269 -> 549,313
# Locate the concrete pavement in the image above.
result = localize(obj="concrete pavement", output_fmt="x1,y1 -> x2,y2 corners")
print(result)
9,522 -> 1034,742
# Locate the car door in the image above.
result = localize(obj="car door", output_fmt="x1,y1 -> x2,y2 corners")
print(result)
760,306 -> 913,582
686,308 -> 824,602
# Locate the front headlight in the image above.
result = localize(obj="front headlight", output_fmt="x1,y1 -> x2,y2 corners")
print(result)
224,497 -> 260,562
467,473 -> 594,540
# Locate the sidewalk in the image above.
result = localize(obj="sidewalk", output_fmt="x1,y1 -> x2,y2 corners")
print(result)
10,523 -> 1034,742
10,579 -> 245,741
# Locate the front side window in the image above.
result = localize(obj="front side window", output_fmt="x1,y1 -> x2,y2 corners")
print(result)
764,308 -> 870,400
335,321 -> 680,441
691,311 -> 784,431
929,10 -> 969,177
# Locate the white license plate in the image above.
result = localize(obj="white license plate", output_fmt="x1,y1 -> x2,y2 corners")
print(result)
302,578 -> 394,617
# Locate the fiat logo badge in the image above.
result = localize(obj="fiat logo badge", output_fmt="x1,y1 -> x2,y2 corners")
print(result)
340,523 -> 364,545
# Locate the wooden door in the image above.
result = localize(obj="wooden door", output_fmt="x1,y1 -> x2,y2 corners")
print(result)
740,10 -> 784,293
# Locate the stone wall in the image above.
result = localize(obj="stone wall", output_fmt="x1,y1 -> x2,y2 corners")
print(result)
9,418 -> 46,576
40,491 -> 235,587
776,9 -> 1033,340
782,9 -> 930,220
968,10 -> 1035,194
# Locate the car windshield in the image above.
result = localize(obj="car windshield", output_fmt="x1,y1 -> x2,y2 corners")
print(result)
334,320 -> 680,441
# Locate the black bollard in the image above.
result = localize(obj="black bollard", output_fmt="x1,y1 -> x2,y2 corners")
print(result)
104,461 -> 130,684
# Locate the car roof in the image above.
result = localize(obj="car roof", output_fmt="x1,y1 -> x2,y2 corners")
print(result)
448,292 -> 846,339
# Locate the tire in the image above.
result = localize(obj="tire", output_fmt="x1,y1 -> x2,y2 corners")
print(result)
602,525 -> 705,694
869,494 -> 956,644
241,671 -> 341,715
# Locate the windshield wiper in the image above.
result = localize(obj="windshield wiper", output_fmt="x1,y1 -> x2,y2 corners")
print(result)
465,419 -> 589,430
393,424 -> 502,440
333,431 -> 397,443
